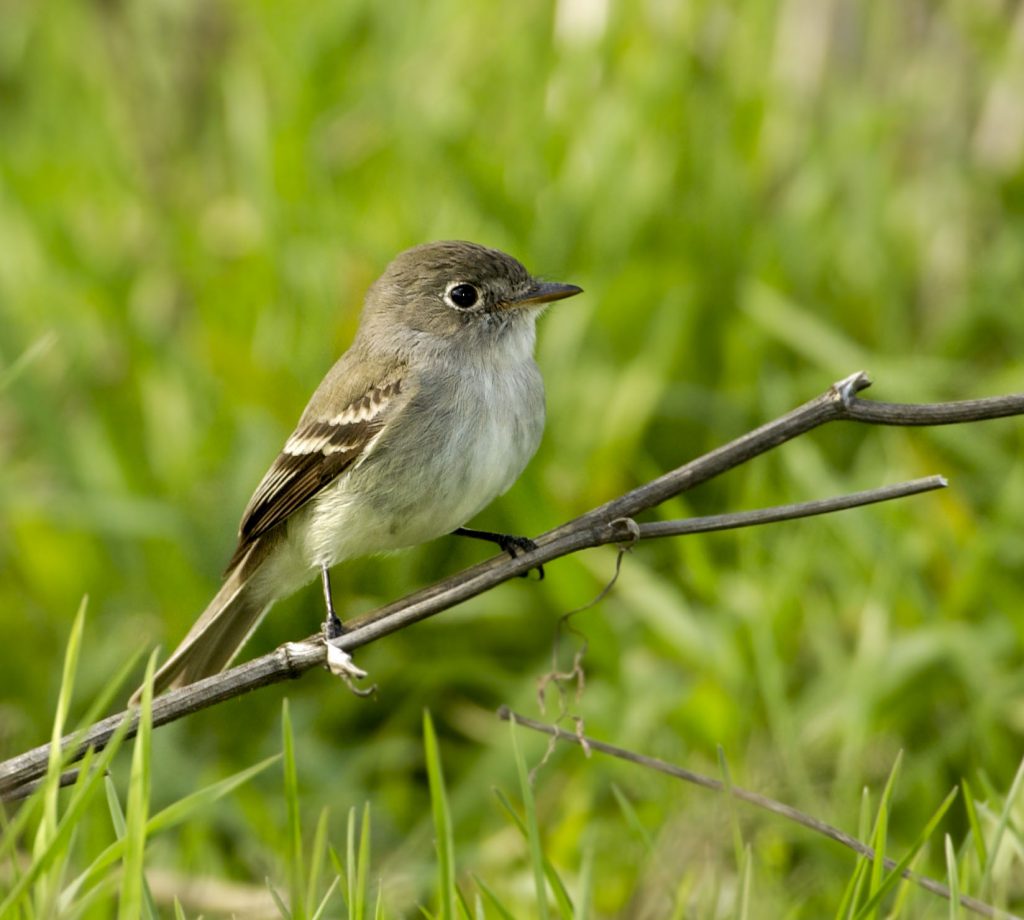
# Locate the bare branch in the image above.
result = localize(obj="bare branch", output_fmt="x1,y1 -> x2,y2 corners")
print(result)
634,475 -> 947,538
498,707 -> 1019,920
843,392 -> 1024,426
1,372 -> 1021,798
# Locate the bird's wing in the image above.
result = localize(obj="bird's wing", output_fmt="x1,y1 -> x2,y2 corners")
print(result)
225,376 -> 405,573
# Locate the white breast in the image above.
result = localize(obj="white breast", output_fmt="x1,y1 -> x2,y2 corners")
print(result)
443,357 -> 545,525
297,331 -> 545,568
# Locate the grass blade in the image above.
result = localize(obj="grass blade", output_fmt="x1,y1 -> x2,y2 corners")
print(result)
865,751 -> 903,916
734,843 -> 752,920
576,843 -> 594,920
492,789 -> 574,919
64,754 -> 279,905
105,774 -> 158,920
853,786 -> 958,920
39,598 -> 88,857
341,802 -> 371,920
717,746 -> 745,873
945,834 -> 961,920
961,778 -> 987,876
981,754 -> 1024,892
118,650 -> 157,920
306,806 -> 330,916
474,876 -> 516,920
355,802 -> 371,920
268,878 -> 291,918
4,710 -> 135,916
282,698 -> 305,920
423,710 -> 455,920
610,783 -> 654,852
311,877 -> 342,920
508,719 -> 549,920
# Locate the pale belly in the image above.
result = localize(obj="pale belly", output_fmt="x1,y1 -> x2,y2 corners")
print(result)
289,361 -> 545,571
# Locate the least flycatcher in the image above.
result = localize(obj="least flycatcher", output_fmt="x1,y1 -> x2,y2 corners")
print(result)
138,240 -> 581,698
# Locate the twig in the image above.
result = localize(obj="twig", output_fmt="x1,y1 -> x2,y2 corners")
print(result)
1,372 -> 1021,797
498,707 -> 1020,920
626,475 -> 947,538
1,769 -> 82,802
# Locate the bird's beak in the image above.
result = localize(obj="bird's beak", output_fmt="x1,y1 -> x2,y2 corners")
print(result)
507,281 -> 583,308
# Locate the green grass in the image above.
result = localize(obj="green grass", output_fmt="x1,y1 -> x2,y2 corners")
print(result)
2,616 -> 1022,916
3,0 -> 1024,915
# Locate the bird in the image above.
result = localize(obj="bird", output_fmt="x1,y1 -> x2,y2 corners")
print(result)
135,240 -> 582,700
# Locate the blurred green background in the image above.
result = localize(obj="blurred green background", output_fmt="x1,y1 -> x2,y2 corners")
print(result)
3,0 -> 1024,915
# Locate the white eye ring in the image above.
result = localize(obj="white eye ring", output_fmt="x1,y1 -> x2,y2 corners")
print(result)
444,281 -> 480,310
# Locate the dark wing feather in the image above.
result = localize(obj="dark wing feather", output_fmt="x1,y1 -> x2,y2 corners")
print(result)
224,379 -> 402,573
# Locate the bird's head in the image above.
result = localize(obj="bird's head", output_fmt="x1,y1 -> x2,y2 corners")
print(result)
359,240 -> 582,353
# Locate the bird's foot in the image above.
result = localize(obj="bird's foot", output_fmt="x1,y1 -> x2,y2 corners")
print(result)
497,534 -> 544,579
451,527 -> 545,579
319,563 -> 375,696
323,610 -> 345,641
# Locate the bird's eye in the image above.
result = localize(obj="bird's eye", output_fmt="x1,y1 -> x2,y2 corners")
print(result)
445,282 -> 480,309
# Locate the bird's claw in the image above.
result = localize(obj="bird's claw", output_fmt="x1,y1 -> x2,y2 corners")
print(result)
499,535 -> 544,580
323,612 -> 344,641
451,527 -> 545,579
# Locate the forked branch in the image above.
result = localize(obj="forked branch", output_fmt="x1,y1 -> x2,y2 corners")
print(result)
1,371 -> 1022,798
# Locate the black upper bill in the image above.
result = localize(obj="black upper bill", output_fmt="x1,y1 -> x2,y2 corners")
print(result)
510,281 -> 583,307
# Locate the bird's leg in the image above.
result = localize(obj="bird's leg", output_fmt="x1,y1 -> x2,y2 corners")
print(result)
321,564 -> 344,639
451,527 -> 544,579
320,564 -> 374,696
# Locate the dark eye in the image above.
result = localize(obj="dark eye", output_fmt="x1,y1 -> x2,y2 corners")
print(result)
445,283 -> 479,309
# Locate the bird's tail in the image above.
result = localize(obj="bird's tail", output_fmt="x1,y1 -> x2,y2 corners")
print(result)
130,563 -> 269,704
